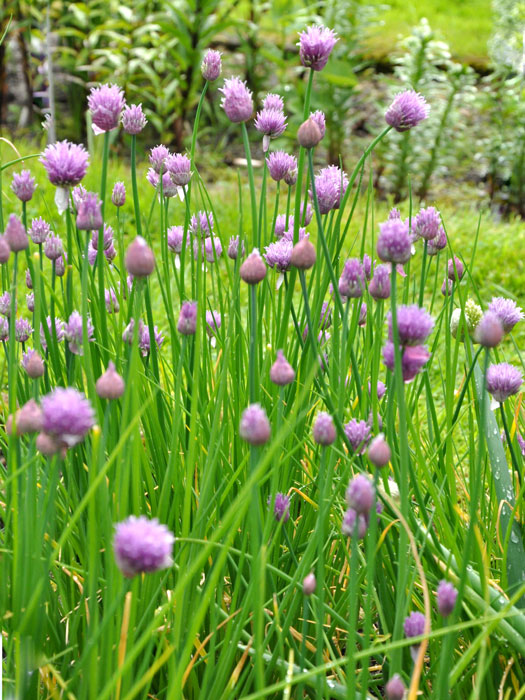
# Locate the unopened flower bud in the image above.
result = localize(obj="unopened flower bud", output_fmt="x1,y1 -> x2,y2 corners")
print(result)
270,350 -> 295,385
312,412 -> 336,445
96,361 -> 125,399
385,674 -> 406,700
302,573 -> 316,596
240,248 -> 266,284
297,118 -> 322,149
474,311 -> 503,348
5,214 -> 28,252
290,238 -> 316,269
125,236 -> 155,277
240,403 -> 271,445
367,433 -> 391,468
0,236 -> 10,263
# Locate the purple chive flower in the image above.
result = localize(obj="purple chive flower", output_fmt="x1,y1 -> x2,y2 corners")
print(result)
166,153 -> 192,186
368,433 -> 391,468
26,293 -> 34,312
125,236 -> 155,277
201,49 -> 222,81
486,363 -> 523,403
344,419 -> 372,454
5,214 -> 28,252
342,508 -> 368,539
105,288 -> 119,313
298,25 -> 338,71
88,83 -> 126,133
41,316 -> 65,348
44,233 -> 64,261
488,297 -> 524,334
29,217 -> 51,245
190,211 -> 214,237
441,278 -> 453,297
55,254 -> 65,274
303,573 -> 316,595
0,316 -> 8,341
167,226 -> 189,254
219,77 -> 253,123
264,239 -> 293,272
437,580 -> 457,617
194,236 -> 222,263
377,218 -> 412,264
282,225 -> 307,243
11,169 -> 36,202
270,350 -> 295,385
239,403 -> 271,445
369,264 -> 391,300
178,301 -> 198,335
320,302 -> 332,330
96,361 -> 125,400
362,254 -> 373,281
205,310 -> 221,338
227,235 -> 245,260
121,103 -> 147,135
25,270 -> 33,289
22,349 -> 45,378
413,206 -> 441,241
149,145 -> 170,174
388,305 -> 433,346
263,93 -> 284,111
385,675 -> 406,700
113,516 -> 174,578
312,166 -> 348,214
0,291 -> 14,316
474,311 -> 504,348
339,258 -> 366,299
383,342 -> 431,383
146,168 -> 179,198
388,207 -> 401,220
72,184 -> 87,209
385,90 -> 430,132
358,302 -> 367,326
427,226 -> 447,255
266,151 -> 297,182
40,140 -> 89,187
90,223 -> 114,251
139,324 -> 164,356
255,108 -> 287,151
275,214 -> 288,238
447,256 -> 464,281
309,110 -> 326,139
112,181 -> 126,207
240,248 -> 267,284
313,412 -> 336,445
271,492 -> 291,522
346,474 -> 375,514
41,387 -> 95,446
404,611 -> 425,639
65,310 -> 94,355
15,318 -> 32,342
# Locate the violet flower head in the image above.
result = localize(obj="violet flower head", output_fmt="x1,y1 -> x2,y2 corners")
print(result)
309,110 -> 326,139
404,611 -> 425,639
272,492 -> 290,522
369,264 -> 391,300
488,297 -> 524,334
15,318 -> 33,343
72,184 -> 87,209
266,151 -> 297,182
22,349 -> 45,378
362,254 -> 373,281
149,145 -> 170,174
178,301 -> 198,335
447,256 -> 464,281
474,311 -> 503,348
121,103 -> 147,135
41,387 -> 95,446
190,211 -> 214,237
298,25 -> 338,71
29,217 -> 51,245
320,301 -> 332,330
264,239 -> 293,273
240,248 -> 266,284
55,254 -> 67,275
0,316 -> 8,341
344,419 -> 371,454
427,226 -> 447,255
105,287 -> 119,313
146,168 -> 179,198
112,181 -> 126,207
388,305 -> 434,346
339,258 -> 366,299
96,361 -> 125,400
125,236 -> 155,277
367,433 -> 391,468
11,169 -> 36,202
194,236 -> 222,263
270,350 -> 295,385
5,214 -> 28,252
313,412 -> 336,445
255,108 -> 287,151
0,291 -> 14,316
413,206 -> 441,241
41,316 -> 65,349
377,218 -> 412,264
385,675 -> 406,700
166,153 -> 192,186
346,474 -> 375,514
139,324 -> 164,356
219,77 -> 253,123
385,90 -> 430,132
205,310 -> 221,340
303,573 -> 316,596
486,363 -> 523,403
263,93 -> 284,111
388,207 -> 401,220
88,83 -> 126,133
437,580 -> 457,617
44,233 -> 64,261
383,342 -> 430,383
76,192 -> 103,231
201,49 -> 222,81
113,516 -> 174,578
342,508 -> 368,539
167,226 -> 189,254
312,166 -> 348,214
65,310 -> 94,355
240,403 -> 271,445
26,293 -> 34,312
40,140 -> 89,187
227,235 -> 245,260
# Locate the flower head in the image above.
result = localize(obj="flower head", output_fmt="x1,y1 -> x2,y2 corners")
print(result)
219,77 -> 253,123
166,153 -> 192,186
113,516 -> 174,578
488,297 -> 524,334
0,316 -> 8,341
201,49 -> 222,81
368,434 -> 391,468
146,168 -> 179,198
474,311 -> 504,348
339,258 -> 366,299
342,508 -> 368,539
0,291 -> 14,316
271,492 -> 290,522
112,181 -> 126,207
312,166 -> 348,214
447,256 -> 464,281
227,235 -> 245,260
437,580 -> 457,617
346,474 -> 375,514
240,403 -> 271,445
298,25 -> 338,71
41,387 -> 95,446
270,350 -> 295,385
263,93 -> 284,111
76,192 -> 103,231
88,83 -> 126,133
385,675 -> 406,700
266,151 -> 297,182
121,103 -> 147,134
138,324 -> 164,356
41,316 -> 65,349
264,239 -> 293,273
255,108 -> 287,151
96,361 -> 125,399
313,412 -> 336,445
309,110 -> 326,139
190,211 -> 214,237
382,342 -> 430,383
167,226 -> 189,254
388,305 -> 433,346
427,226 -> 447,255
240,248 -> 267,284
385,90 -> 429,132
5,214 -> 28,252
404,611 -> 425,639
125,236 -> 155,277
12,170 -> 36,202
486,363 -> 523,403
40,140 -> 89,187
65,310 -> 94,355
178,301 -> 197,335
377,218 -> 412,264
15,318 -> 32,343
149,145 -> 170,174
413,206 -> 441,241
369,264 -> 391,300
344,419 -> 371,454
29,217 -> 51,244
